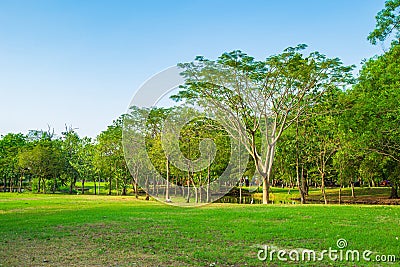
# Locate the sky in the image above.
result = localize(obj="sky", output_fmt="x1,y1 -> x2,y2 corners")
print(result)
0,0 -> 386,138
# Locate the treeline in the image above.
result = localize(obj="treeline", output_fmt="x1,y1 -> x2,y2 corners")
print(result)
0,1 -> 399,203
0,122 -> 128,195
0,109 -> 234,199
0,40 -> 398,200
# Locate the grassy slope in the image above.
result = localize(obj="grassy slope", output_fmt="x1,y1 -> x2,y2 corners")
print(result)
0,193 -> 399,266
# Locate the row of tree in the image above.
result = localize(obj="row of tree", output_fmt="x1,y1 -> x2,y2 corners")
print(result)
0,0 -> 399,204
0,124 -> 127,195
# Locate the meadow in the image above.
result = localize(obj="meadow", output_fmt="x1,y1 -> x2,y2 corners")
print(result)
0,192 -> 399,266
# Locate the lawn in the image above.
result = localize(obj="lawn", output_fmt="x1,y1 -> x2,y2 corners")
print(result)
0,193 -> 399,266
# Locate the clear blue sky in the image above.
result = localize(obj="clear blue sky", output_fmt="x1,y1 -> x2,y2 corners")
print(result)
0,0 -> 386,138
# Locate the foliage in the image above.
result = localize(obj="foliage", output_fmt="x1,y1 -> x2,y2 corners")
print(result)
368,0 -> 400,45
174,45 -> 353,203
0,5 -> 400,201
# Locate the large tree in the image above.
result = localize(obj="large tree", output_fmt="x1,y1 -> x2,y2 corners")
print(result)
349,43 -> 400,198
61,127 -> 81,194
174,45 -> 353,203
95,116 -> 130,196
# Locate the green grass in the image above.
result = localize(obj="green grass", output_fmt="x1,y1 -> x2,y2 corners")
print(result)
63,182 -> 396,204
0,193 -> 399,266
248,186 -> 396,204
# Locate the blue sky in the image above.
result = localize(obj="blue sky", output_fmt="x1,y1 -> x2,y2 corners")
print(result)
0,0 -> 386,137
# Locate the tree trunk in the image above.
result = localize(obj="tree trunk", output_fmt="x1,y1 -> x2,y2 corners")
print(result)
263,144 -> 275,204
134,179 -> 138,198
186,180 -> 190,203
3,177 -> 6,192
156,179 -> 159,196
371,179 -> 376,187
52,175 -> 56,194
18,175 -> 23,193
239,178 -> 242,204
191,178 -> 198,203
262,176 -> 270,204
94,177 -> 97,195
115,178 -> 119,196
81,178 -> 85,195
98,176 -> 101,195
199,185 -> 202,203
206,165 -> 210,203
254,139 -> 275,204
295,116 -> 306,204
42,178 -> 46,194
206,155 -> 211,202
186,165 -> 191,203
144,175 -> 149,199
69,176 -> 76,194
338,184 -> 342,205
145,175 -> 150,200
9,178 -> 13,193
108,177 -> 112,195
305,173 -> 309,196
351,182 -> 355,198
180,178 -> 185,198
302,167 -> 308,197
122,175 -> 127,196
321,173 -> 327,204
131,177 -> 136,198
297,166 -> 307,204
165,156 -> 170,201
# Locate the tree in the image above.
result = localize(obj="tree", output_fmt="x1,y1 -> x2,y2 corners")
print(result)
368,0 -> 400,45
70,137 -> 95,195
61,127 -> 81,194
174,45 -> 353,203
333,135 -> 361,201
95,117 -> 129,196
0,133 -> 26,192
123,105 -> 235,204
18,138 -> 63,193
276,117 -> 310,204
349,44 -> 400,198
174,115 -> 231,203
147,107 -> 172,201
307,88 -> 346,204
123,106 -> 152,198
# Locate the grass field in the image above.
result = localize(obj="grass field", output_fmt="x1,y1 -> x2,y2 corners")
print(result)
255,186 -> 399,204
0,193 -> 399,266
64,181 -> 399,205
